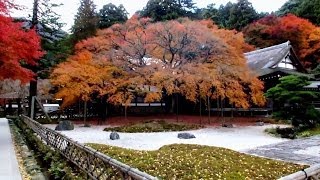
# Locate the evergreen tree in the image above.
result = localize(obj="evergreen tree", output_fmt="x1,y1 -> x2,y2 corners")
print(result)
98,3 -> 128,29
203,0 -> 261,30
72,0 -> 98,43
228,0 -> 259,31
140,0 -> 196,22
277,0 -> 301,16
278,0 -> 320,25
266,75 -> 320,128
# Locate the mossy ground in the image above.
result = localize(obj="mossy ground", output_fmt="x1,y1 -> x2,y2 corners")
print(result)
87,143 -> 306,179
103,120 -> 203,133
297,125 -> 320,137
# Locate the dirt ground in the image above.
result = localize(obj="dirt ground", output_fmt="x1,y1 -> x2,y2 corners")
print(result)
71,114 -> 274,127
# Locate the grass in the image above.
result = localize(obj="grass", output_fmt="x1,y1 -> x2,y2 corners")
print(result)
103,120 -> 203,133
87,143 -> 306,179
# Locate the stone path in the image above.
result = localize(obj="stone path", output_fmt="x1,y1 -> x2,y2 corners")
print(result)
244,135 -> 320,165
0,118 -> 22,180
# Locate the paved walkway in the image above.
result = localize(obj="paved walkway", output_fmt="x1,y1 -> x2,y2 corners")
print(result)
0,118 -> 22,180
244,135 -> 320,165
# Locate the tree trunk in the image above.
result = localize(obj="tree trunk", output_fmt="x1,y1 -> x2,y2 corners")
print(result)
84,101 -> 87,126
28,0 -> 39,118
207,96 -> 211,124
32,0 -> 39,27
17,98 -> 21,115
124,105 -> 127,120
176,93 -> 179,122
28,81 -> 37,117
4,99 -> 7,116
231,103 -> 234,118
199,96 -> 202,125
8,99 -> 12,115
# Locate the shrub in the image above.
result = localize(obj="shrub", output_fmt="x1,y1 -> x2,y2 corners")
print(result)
275,127 -> 296,139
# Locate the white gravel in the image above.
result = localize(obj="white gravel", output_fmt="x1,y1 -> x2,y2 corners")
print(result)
45,124 -> 288,151
294,146 -> 320,157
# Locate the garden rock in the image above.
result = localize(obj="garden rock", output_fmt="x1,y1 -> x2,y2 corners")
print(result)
222,123 -> 234,128
55,120 -> 74,131
110,132 -> 120,140
178,133 -> 196,139
255,122 -> 264,126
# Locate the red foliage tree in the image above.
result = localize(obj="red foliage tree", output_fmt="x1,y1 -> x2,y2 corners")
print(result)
243,14 -> 320,68
0,0 -> 43,83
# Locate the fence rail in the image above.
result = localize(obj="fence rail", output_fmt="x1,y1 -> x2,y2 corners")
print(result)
279,164 -> 320,180
21,115 -> 157,180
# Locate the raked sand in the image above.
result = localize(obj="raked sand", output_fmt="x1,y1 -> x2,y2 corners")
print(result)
45,124 -> 288,151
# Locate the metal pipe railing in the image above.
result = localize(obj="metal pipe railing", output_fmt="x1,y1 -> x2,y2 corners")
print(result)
279,164 -> 320,180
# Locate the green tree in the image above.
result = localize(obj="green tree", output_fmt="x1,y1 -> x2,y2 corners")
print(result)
203,0 -> 261,31
228,0 -> 259,31
278,0 -> 320,25
310,64 -> 320,79
277,0 -> 301,16
98,3 -> 128,29
266,75 -> 320,128
27,0 -> 69,117
140,0 -> 196,21
71,0 -> 98,44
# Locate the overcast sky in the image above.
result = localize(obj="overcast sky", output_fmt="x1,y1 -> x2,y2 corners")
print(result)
12,0 -> 288,31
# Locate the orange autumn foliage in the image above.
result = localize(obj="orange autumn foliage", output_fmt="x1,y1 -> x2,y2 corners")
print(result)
52,17 -> 265,108
50,50 -> 119,107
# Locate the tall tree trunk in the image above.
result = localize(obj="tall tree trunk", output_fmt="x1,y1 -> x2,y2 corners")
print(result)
28,81 -> 37,117
231,103 -> 234,118
29,0 -> 39,118
32,0 -> 39,27
17,98 -> 21,115
199,96 -> 202,125
8,99 -> 12,115
176,93 -> 179,122
207,96 -> 211,124
124,105 -> 127,120
4,99 -> 7,116
84,101 -> 87,126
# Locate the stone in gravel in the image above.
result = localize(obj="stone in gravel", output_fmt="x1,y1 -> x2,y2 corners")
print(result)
55,120 -> 74,131
256,122 -> 264,126
222,123 -> 234,128
110,132 -> 120,140
178,133 -> 196,139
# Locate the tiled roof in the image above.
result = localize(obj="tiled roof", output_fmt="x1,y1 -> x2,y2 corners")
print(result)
244,41 -> 291,76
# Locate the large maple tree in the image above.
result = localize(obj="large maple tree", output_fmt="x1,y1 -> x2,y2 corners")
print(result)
0,0 -> 43,83
52,17 -> 265,111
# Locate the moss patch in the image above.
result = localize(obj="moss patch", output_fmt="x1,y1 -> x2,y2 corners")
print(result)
297,125 -> 320,137
87,143 -> 306,179
104,120 -> 202,133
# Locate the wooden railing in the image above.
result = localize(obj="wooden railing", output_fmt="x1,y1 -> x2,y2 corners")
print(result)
21,115 -> 157,180
279,164 -> 320,180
